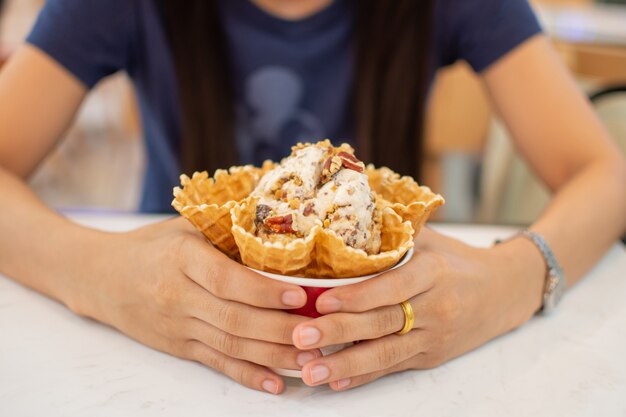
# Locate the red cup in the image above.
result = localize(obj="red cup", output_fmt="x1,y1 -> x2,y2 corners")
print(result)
249,247 -> 414,377
291,286 -> 329,318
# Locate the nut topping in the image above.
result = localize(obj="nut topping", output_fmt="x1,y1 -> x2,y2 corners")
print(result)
337,151 -> 358,162
289,198 -> 301,210
254,204 -> 271,229
321,155 -> 343,183
337,151 -> 365,173
303,202 -> 315,216
321,152 -> 365,184
264,214 -> 295,234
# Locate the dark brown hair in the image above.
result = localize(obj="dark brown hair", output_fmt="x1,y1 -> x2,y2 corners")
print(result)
159,0 -> 434,180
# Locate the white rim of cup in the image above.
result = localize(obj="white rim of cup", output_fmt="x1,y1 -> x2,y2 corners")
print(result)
248,247 -> 414,287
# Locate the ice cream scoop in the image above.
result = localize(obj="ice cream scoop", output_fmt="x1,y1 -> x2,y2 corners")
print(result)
250,141 -> 381,254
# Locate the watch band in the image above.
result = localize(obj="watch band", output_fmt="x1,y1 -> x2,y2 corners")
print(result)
495,230 -> 566,315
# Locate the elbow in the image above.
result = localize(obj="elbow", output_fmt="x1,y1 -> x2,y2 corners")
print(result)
0,151 -> 36,180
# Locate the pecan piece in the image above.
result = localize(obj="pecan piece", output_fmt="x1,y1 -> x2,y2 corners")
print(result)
337,151 -> 365,173
337,151 -> 358,162
320,155 -> 342,183
264,214 -> 295,234
303,202 -> 315,216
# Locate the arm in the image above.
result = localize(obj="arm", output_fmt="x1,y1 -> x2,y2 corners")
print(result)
0,45 -> 89,301
291,35 -> 626,390
482,35 -> 626,285
0,46 -> 312,394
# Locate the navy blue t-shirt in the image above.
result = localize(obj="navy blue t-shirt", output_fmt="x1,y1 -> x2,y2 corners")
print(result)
26,0 -> 542,213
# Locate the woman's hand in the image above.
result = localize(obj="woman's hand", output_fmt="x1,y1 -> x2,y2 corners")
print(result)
292,227 -> 546,390
69,217 -> 318,394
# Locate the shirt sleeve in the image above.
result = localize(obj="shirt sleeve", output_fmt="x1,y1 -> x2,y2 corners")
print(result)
437,0 -> 543,73
26,0 -> 136,88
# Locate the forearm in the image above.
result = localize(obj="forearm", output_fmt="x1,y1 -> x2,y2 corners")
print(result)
530,157 -> 626,287
0,166 -> 103,310
483,35 -> 626,289
491,156 -> 626,333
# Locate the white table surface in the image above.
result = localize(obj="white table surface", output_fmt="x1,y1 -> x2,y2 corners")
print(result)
1,214 -> 626,417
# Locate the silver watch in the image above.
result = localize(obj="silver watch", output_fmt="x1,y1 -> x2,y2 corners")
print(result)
496,230 -> 566,314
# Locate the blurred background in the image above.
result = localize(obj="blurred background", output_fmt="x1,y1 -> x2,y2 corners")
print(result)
0,0 -> 625,222
0,0 -> 144,211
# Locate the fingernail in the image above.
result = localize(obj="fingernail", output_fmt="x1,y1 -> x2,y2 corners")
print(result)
309,365 -> 330,383
298,326 -> 321,346
335,378 -> 351,390
317,296 -> 342,313
262,379 -> 278,394
282,290 -> 305,307
296,351 -> 318,367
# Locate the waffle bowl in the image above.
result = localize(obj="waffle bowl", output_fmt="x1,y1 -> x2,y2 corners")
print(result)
171,163 -> 274,259
172,146 -> 444,278
230,197 -> 414,277
365,165 -> 444,232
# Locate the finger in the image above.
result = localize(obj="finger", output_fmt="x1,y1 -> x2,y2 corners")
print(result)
300,330 -> 426,386
187,318 -> 321,369
329,356 -> 417,391
316,250 -> 442,314
178,235 -> 307,309
293,298 -> 425,349
183,280 -> 309,344
184,340 -> 285,394
330,348 -> 449,391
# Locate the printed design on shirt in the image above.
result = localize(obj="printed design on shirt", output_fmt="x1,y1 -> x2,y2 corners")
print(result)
237,66 -> 324,163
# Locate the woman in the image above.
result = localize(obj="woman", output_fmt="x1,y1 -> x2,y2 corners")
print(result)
0,0 -> 624,395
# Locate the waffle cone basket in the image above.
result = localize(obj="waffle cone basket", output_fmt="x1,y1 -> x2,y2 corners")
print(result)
173,163 -> 444,278
172,163 -> 274,259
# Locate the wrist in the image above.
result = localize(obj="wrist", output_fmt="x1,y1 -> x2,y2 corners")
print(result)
35,219 -> 118,319
63,227 -> 125,321
486,236 -> 545,333
0,215 -> 106,314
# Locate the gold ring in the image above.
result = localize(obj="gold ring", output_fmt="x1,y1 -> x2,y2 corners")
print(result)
396,300 -> 415,335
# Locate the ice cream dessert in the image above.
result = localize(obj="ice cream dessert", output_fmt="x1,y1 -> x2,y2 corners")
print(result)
250,141 -> 381,255
172,139 -> 444,278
